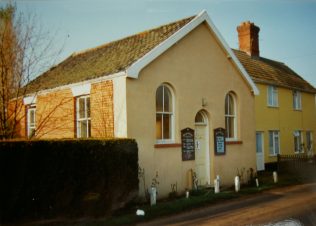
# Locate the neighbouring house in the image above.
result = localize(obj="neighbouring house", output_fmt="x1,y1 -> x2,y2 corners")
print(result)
234,21 -> 316,171
17,11 -> 259,197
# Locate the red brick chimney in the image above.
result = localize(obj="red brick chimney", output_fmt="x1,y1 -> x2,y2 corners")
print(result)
237,21 -> 260,57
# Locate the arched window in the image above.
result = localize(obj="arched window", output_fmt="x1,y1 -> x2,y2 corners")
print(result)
225,92 -> 237,139
195,111 -> 207,125
156,84 -> 174,143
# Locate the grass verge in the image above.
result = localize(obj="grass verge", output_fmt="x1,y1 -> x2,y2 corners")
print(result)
14,172 -> 303,226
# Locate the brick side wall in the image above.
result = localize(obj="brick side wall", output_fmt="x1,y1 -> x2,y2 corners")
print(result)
10,98 -> 26,138
14,80 -> 114,139
90,80 -> 114,138
36,89 -> 74,139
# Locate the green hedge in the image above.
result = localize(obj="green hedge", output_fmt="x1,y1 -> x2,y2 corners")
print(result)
0,139 -> 138,223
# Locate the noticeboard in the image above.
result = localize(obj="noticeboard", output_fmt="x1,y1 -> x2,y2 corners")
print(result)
214,127 -> 226,155
181,128 -> 195,161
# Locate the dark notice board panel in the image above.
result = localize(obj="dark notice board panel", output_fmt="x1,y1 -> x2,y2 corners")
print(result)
181,128 -> 195,161
214,127 -> 226,155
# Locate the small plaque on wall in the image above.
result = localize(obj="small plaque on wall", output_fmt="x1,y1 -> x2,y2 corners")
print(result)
214,127 -> 226,155
181,128 -> 195,161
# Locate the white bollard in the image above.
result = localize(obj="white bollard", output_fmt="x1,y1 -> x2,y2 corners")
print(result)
235,176 -> 240,192
214,179 -> 220,194
185,190 -> 190,198
136,209 -> 145,216
273,171 -> 278,183
255,178 -> 259,187
150,186 -> 157,206
216,175 -> 221,187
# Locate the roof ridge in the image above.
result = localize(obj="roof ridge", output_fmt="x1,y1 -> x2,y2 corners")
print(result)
232,49 -> 285,65
71,14 -> 196,58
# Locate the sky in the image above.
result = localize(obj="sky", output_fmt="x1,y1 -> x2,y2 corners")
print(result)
1,0 -> 316,87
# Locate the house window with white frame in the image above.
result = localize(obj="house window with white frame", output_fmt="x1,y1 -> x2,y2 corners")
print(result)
27,106 -> 36,138
293,90 -> 302,110
156,84 -> 174,143
306,131 -> 313,153
269,130 -> 280,156
267,86 -> 278,107
76,95 -> 91,138
294,130 -> 303,153
225,92 -> 237,139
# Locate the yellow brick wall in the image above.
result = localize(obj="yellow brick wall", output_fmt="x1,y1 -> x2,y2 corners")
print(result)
10,98 -> 26,138
15,80 -> 114,139
36,89 -> 74,139
90,80 -> 114,138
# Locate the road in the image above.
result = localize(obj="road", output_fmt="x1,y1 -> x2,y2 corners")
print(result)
139,183 -> 316,226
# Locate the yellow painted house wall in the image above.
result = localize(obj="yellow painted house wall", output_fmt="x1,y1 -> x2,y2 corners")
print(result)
255,83 -> 316,163
126,22 -> 257,197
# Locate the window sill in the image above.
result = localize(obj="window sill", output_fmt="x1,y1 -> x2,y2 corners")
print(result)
269,154 -> 278,157
293,109 -> 302,112
226,140 -> 243,145
154,143 -> 181,148
267,105 -> 279,108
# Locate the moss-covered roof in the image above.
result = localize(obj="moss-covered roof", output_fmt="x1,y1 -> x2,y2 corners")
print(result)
26,16 -> 194,94
233,49 -> 316,93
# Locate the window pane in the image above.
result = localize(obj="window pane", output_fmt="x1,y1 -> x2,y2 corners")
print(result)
79,98 -> 86,118
195,112 -> 204,123
87,97 -> 90,118
274,133 -> 279,154
80,121 -> 88,138
269,132 -> 274,155
163,114 -> 171,139
228,117 -> 234,138
225,117 -> 229,137
225,116 -> 234,138
156,86 -> 163,112
29,128 -> 35,137
306,131 -> 311,150
30,109 -> 35,124
156,114 -> 162,139
256,132 -> 262,153
164,86 -> 172,112
228,95 -> 234,114
273,87 -> 278,106
225,95 -> 229,114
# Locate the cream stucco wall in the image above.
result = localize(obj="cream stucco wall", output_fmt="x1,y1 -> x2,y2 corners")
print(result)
255,83 -> 316,164
126,22 -> 256,197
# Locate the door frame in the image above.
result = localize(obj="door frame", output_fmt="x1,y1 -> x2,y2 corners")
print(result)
256,131 -> 265,171
194,110 -> 210,186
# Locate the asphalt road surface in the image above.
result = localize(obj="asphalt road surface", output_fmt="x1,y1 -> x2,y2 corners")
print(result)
139,183 -> 316,226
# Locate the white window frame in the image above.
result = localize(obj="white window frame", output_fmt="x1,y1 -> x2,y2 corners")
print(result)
225,92 -> 237,141
269,130 -> 280,156
294,130 -> 303,153
155,84 -> 175,144
267,86 -> 278,107
76,95 -> 91,138
27,106 -> 36,138
293,90 -> 302,110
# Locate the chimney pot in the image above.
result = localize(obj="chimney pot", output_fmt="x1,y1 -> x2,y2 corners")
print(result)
237,21 -> 260,57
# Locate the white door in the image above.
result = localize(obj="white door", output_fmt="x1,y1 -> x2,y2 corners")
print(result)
195,111 -> 210,186
256,132 -> 265,171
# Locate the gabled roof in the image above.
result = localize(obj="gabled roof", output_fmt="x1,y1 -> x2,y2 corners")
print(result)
26,11 -> 259,95
233,49 -> 316,94
26,15 -> 194,94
